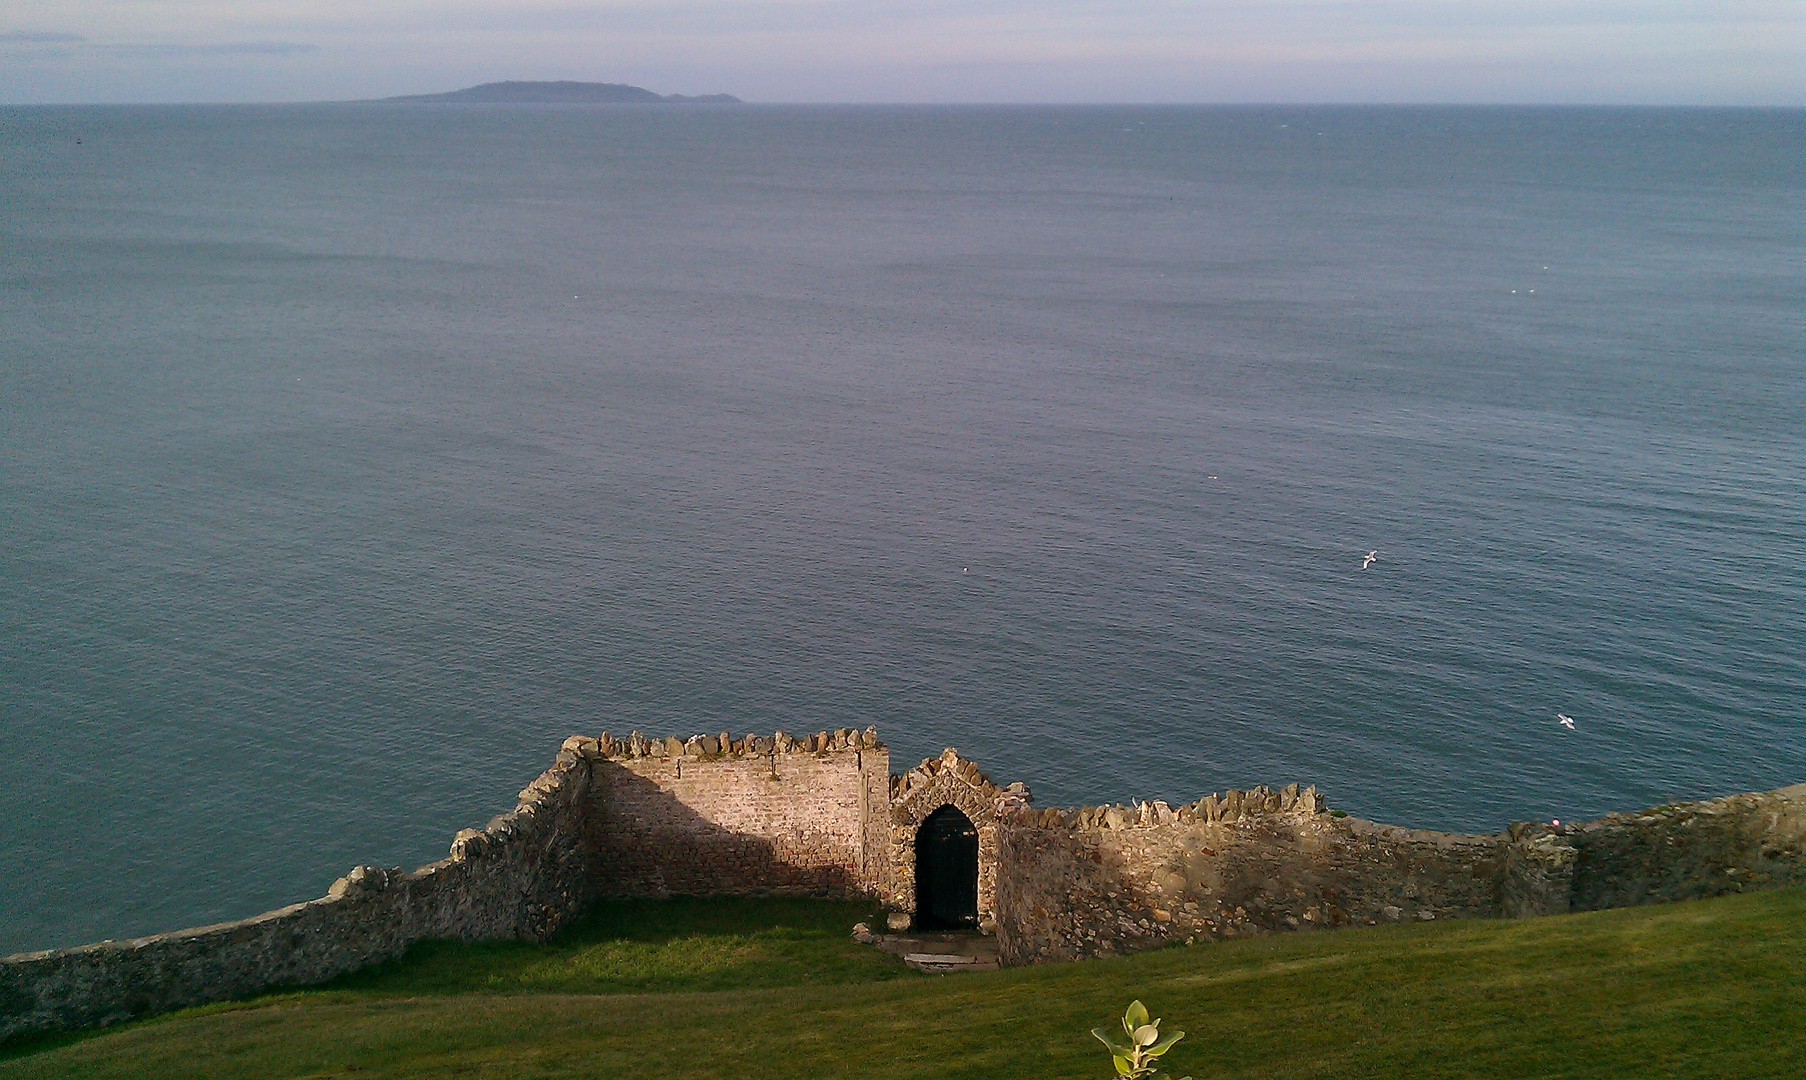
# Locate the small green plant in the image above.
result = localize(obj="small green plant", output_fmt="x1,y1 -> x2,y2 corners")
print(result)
1092,1000 -> 1190,1080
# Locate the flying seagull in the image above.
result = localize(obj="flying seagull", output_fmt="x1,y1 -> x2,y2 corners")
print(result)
1557,714 -> 1576,730
1362,550 -> 1379,570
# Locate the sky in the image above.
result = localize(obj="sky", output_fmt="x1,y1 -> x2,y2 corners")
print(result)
1,1 -> 1802,105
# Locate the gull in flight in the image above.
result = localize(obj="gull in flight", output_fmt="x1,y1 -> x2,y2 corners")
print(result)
1557,714 -> 1576,730
1361,550 -> 1379,570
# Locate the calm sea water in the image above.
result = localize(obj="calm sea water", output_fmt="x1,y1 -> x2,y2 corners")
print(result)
2,104 -> 1802,955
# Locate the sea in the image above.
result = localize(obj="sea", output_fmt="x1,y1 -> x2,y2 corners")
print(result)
1,104 -> 1802,957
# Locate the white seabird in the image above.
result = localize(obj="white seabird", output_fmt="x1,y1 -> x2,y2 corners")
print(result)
1362,550 -> 1378,570
1557,714 -> 1576,730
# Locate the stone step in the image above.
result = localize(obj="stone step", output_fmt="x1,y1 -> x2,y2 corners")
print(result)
902,952 -> 998,973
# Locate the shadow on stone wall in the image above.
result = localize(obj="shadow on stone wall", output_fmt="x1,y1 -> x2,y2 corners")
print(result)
588,761 -> 865,899
1567,786 -> 1806,910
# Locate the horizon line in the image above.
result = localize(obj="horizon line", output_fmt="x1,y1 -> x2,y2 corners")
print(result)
5,98 -> 1803,109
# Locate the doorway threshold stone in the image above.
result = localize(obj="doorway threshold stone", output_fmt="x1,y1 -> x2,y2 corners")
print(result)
854,927 -> 1001,972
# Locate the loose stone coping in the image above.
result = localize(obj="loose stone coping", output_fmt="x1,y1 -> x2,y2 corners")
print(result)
573,727 -> 885,761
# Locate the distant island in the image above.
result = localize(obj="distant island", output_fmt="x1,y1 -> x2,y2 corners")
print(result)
385,81 -> 741,104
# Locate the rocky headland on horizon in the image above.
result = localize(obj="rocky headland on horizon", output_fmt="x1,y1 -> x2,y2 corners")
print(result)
384,80 -> 741,104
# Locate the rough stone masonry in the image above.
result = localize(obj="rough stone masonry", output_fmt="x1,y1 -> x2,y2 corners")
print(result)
4,727 -> 1804,1041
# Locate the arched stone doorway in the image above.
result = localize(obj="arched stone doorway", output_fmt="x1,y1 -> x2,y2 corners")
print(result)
914,804 -> 979,929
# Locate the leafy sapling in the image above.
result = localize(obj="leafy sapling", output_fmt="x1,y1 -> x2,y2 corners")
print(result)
1092,1000 -> 1191,1080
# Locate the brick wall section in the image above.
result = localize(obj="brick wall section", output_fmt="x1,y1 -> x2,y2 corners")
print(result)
583,728 -> 889,899
862,749 -> 895,900
0,746 -> 595,1043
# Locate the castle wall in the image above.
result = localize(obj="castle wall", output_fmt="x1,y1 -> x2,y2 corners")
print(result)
5,725 -> 1805,1045
582,728 -> 888,899
0,745 -> 595,1044
990,786 -> 1510,965
1566,783 -> 1806,910
992,781 -> 1806,966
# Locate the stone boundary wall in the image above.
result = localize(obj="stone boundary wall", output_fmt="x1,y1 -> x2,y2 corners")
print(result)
0,744 -> 595,1043
992,781 -> 1806,966
578,727 -> 889,899
1566,783 -> 1806,910
6,722 -> 1805,1043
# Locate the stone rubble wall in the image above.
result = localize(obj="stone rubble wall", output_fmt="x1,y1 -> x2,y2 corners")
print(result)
989,780 -> 1780,966
1566,783 -> 1806,909
0,745 -> 595,1043
580,727 -> 889,899
5,724 -> 1804,1043
989,780 -> 1806,965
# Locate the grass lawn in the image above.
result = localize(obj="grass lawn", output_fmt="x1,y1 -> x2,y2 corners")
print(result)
4,886 -> 1803,1079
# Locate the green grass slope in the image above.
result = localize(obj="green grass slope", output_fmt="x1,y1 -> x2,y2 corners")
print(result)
5,887 -> 1803,1079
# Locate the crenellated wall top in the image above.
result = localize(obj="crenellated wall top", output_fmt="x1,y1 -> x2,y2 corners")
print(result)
564,727 -> 884,762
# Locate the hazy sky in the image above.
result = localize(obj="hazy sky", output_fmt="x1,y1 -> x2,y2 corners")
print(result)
2,1 -> 1802,104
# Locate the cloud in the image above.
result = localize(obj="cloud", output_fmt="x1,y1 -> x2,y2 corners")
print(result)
0,30 -> 86,42
0,28 -> 316,57
102,42 -> 321,57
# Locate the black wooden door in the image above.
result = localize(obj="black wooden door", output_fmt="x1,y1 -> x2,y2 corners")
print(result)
915,805 -> 979,929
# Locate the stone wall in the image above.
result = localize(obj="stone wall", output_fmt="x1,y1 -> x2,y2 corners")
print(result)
0,743 -> 595,1043
0,727 -> 893,1043
581,727 -> 889,899
1567,783 -> 1806,909
995,783 -> 1507,964
991,781 -> 1806,966
6,724 -> 1806,1044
